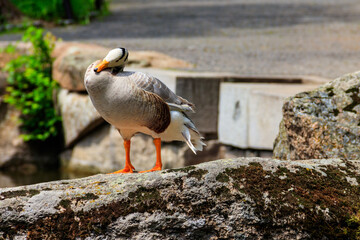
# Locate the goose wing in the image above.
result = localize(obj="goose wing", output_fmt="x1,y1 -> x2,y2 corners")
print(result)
137,89 -> 171,134
126,72 -> 195,112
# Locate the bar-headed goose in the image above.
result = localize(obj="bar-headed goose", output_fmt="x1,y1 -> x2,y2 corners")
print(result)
84,47 -> 205,173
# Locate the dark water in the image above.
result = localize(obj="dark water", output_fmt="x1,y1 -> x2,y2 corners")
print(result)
0,168 -> 94,188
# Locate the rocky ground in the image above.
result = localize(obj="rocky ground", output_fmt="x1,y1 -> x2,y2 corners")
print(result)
2,157 -> 360,239
2,0 -> 360,78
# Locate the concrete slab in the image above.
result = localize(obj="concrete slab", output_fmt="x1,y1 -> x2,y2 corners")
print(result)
219,83 -> 320,150
218,83 -> 251,148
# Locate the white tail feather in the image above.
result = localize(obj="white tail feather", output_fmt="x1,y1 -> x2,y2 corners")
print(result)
160,110 -> 205,154
182,128 -> 197,154
182,115 -> 205,154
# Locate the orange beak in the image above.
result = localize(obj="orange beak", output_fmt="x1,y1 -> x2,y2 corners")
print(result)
94,59 -> 110,73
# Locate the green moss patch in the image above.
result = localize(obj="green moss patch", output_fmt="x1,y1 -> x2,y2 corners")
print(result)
188,169 -> 208,180
216,173 -> 230,183
166,166 -> 196,173
223,162 -> 360,239
344,87 -> 360,113
0,189 -> 40,199
77,193 -> 99,201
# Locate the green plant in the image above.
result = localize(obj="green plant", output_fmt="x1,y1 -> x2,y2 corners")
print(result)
4,26 -> 62,141
0,44 -> 16,54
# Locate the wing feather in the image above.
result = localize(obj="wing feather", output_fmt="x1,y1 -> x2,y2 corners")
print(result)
127,72 -> 195,112
139,89 -> 171,134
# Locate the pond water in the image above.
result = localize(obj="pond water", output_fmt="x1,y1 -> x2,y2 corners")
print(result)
0,168 -> 93,188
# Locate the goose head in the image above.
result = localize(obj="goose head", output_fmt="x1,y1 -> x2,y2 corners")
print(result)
94,47 -> 129,73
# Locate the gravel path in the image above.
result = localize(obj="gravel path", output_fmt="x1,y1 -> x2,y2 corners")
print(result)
2,0 -> 360,78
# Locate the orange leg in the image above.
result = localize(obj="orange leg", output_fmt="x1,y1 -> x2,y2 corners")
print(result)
139,138 -> 162,173
108,140 -> 135,174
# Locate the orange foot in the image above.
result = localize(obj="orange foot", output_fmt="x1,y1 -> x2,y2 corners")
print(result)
108,168 -> 133,174
139,166 -> 162,173
108,164 -> 135,174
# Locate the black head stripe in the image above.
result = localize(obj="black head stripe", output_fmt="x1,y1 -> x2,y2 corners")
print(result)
116,47 -> 127,62
124,51 -> 129,62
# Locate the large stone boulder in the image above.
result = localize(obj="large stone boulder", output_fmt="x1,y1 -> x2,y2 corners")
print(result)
1,158 -> 360,239
52,42 -> 192,91
274,71 -> 360,160
61,124 -> 223,173
57,89 -> 103,147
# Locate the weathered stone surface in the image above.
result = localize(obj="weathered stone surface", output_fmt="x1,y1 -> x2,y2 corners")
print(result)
1,158 -> 360,239
61,124 -> 224,173
0,101 -> 59,170
57,89 -> 103,147
274,71 -> 360,160
52,43 -> 192,91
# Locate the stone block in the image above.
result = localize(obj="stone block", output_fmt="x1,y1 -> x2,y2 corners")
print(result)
219,83 -> 320,149
218,84 -> 251,148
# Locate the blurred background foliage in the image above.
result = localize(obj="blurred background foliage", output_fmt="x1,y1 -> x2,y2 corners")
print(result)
4,26 -> 62,141
0,0 -> 109,31
9,0 -> 65,22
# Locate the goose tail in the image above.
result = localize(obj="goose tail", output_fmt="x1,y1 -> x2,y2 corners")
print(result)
181,114 -> 206,154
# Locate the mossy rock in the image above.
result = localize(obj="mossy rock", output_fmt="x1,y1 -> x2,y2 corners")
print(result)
1,158 -> 360,239
274,71 -> 360,160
